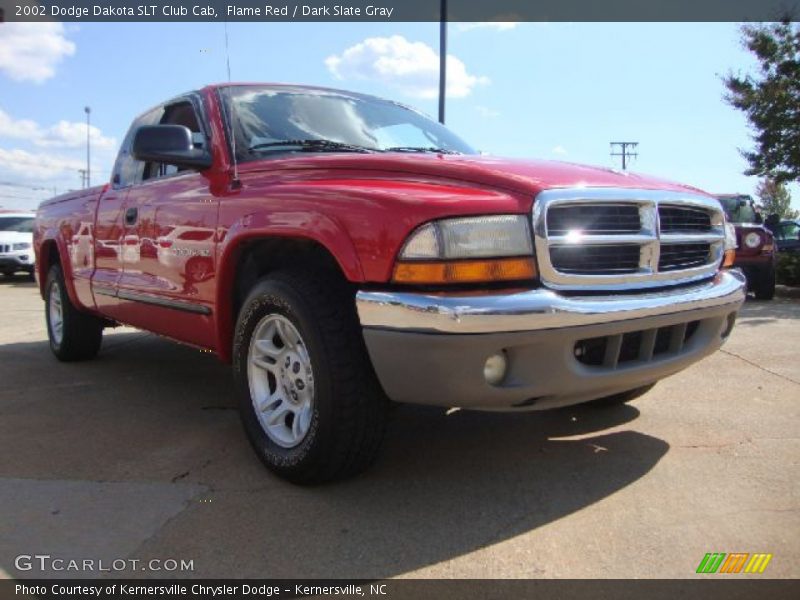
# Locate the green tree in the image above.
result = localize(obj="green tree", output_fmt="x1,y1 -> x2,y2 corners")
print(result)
723,20 -> 800,184
755,177 -> 798,219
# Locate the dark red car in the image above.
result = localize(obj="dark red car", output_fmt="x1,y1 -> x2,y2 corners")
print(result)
715,194 -> 777,300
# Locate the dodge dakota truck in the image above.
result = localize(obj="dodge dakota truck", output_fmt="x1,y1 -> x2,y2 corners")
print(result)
34,84 -> 746,483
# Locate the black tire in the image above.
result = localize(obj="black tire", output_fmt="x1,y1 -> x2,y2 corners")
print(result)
45,264 -> 103,361
753,268 -> 776,300
585,383 -> 656,408
233,270 -> 388,484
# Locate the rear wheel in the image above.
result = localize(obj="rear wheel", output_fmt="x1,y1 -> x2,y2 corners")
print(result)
45,264 -> 103,361
585,383 -> 656,408
753,268 -> 776,300
233,270 -> 388,484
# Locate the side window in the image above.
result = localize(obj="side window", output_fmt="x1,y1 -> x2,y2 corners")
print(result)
777,222 -> 799,241
142,100 -> 206,182
112,107 -> 163,188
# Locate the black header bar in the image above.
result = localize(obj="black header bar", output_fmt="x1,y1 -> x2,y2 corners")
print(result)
2,579 -> 800,600
1,0 -> 798,22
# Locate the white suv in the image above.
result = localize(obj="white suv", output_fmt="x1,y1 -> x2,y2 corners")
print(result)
0,212 -> 36,279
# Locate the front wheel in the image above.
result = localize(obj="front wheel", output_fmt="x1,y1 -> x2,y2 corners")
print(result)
233,271 -> 388,484
45,264 -> 103,361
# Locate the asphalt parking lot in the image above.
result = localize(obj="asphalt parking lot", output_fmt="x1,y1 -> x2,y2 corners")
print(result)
0,276 -> 797,580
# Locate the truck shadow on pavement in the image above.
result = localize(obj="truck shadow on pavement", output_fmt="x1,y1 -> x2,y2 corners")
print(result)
0,331 -> 668,579
0,274 -> 37,288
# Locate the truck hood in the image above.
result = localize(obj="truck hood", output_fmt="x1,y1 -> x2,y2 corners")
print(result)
241,153 -> 708,197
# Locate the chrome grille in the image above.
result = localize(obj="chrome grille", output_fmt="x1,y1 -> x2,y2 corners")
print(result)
550,244 -> 640,274
532,188 -> 725,291
659,205 -> 712,232
659,243 -> 711,271
547,204 -> 640,235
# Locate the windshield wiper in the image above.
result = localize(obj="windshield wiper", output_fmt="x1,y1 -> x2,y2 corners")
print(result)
248,139 -> 376,154
384,146 -> 461,155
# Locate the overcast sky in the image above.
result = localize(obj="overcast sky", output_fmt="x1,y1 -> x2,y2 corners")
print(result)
0,21 -> 797,211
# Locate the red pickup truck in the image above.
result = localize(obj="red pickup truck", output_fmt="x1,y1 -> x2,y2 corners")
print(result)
35,84 -> 746,483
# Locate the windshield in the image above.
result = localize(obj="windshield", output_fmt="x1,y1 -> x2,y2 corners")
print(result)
718,196 -> 759,224
0,217 -> 34,232
225,86 -> 477,161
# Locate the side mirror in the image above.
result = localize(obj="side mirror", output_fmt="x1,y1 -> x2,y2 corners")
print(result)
132,125 -> 212,170
754,212 -> 764,224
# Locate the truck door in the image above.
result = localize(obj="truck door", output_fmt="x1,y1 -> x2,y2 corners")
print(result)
115,96 -> 218,348
90,109 -> 159,319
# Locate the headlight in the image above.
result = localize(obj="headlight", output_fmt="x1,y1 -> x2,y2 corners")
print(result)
722,222 -> 737,268
724,223 -> 737,250
12,242 -> 31,251
394,215 -> 536,284
400,215 -> 533,259
744,232 -> 762,249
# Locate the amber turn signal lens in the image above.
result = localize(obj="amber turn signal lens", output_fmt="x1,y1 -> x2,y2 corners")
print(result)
722,249 -> 736,268
393,257 -> 537,284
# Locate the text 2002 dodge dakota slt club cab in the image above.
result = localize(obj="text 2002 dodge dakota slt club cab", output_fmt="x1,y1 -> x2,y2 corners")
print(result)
34,84 -> 746,483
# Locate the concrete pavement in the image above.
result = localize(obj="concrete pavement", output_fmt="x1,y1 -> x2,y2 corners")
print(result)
0,276 -> 797,579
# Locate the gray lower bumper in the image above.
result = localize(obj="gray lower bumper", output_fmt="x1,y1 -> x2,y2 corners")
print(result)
0,255 -> 34,271
356,270 -> 746,410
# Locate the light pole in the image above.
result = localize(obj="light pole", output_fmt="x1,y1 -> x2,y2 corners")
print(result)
438,0 -> 447,124
84,106 -> 91,188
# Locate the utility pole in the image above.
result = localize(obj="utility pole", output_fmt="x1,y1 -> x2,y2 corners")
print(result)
78,169 -> 87,189
438,0 -> 447,124
84,106 -> 91,187
610,141 -> 638,170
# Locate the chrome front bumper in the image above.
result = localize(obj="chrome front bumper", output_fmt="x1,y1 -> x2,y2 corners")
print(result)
356,270 -> 746,410
356,269 -> 746,335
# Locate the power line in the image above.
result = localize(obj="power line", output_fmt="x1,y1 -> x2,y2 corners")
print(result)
610,141 -> 638,170
0,181 -> 51,192
0,193 -> 45,200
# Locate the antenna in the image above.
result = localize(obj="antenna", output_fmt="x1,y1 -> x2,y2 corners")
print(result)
224,21 -> 241,187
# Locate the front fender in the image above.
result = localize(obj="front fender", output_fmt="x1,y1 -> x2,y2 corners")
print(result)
213,210 -> 363,362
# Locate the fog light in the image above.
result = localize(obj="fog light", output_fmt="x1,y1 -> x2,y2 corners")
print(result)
484,352 -> 508,385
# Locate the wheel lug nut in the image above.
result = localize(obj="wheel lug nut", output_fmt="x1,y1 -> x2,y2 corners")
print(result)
285,357 -> 291,367
296,379 -> 305,390
292,362 -> 300,374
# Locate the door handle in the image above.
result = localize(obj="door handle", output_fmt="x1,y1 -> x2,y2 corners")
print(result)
124,207 -> 138,226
